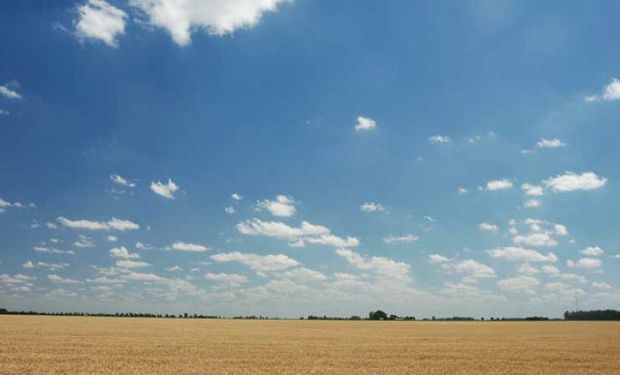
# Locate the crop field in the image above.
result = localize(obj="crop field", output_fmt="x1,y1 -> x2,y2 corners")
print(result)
0,316 -> 619,374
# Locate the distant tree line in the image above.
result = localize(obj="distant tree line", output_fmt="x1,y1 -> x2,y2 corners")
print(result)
564,310 -> 620,320
3,307 -> 617,321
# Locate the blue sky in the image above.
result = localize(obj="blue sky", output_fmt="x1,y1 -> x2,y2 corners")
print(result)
1,0 -> 619,318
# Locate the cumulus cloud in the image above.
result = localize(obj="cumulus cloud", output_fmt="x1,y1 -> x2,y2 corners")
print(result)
150,179 -> 180,199
225,206 -> 236,214
581,246 -> 604,256
336,248 -> 411,282
429,135 -> 451,144
354,116 -> 376,131
48,274 -> 82,284
109,246 -> 140,259
524,199 -> 541,208
586,78 -> 620,102
432,258 -> 496,284
479,222 -> 498,232
231,193 -> 243,201
75,0 -> 127,47
592,282 -> 612,290
383,234 -> 419,244
487,247 -> 558,263
131,0 -> 290,46
512,232 -> 557,247
428,254 -> 451,264
116,259 -> 150,268
536,138 -> 566,149
169,241 -> 208,252
497,276 -> 539,294
74,234 -> 95,248
256,195 -> 296,217
457,187 -> 469,195
211,251 -> 299,272
237,218 -> 359,248
57,217 -> 139,231
205,273 -> 248,284
110,174 -> 136,187
521,183 -> 544,197
567,258 -> 601,269
359,202 -> 385,213
0,83 -> 22,100
485,178 -> 513,191
543,172 -> 607,192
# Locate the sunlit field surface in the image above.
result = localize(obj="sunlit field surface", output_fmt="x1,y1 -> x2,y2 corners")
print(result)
1,316 -> 619,374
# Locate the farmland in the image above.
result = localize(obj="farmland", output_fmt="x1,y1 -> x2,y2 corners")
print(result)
0,316 -> 619,374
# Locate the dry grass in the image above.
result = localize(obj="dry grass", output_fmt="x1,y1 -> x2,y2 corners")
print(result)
1,316 -> 619,374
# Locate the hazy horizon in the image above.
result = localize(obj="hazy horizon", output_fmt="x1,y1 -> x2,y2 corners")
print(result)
1,0 -> 619,318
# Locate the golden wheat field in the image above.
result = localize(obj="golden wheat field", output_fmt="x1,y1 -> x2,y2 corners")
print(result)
0,316 -> 619,374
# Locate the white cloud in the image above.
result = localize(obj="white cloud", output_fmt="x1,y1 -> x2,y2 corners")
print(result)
116,259 -> 150,268
429,135 -> 451,144
542,265 -> 560,275
359,202 -> 385,213
211,251 -> 299,272
166,265 -> 182,272
521,183 -> 544,196
586,78 -> 620,102
75,0 -> 127,47
236,219 -> 359,248
457,187 -> 469,195
256,195 -> 296,217
0,84 -> 22,100
122,272 -> 162,282
592,282 -> 612,290
517,263 -> 539,275
524,199 -> 541,208
479,222 -> 498,232
205,273 -> 248,284
150,179 -> 180,199
486,178 -> 513,191
543,172 -> 607,192
231,193 -> 243,201
170,242 -> 208,252
536,138 -> 566,149
74,234 -> 95,248
498,276 -> 539,293
450,259 -> 496,282
567,258 -> 601,269
383,234 -> 419,244
225,206 -> 236,214
581,246 -> 604,256
428,254 -> 451,264
487,247 -> 558,263
48,274 -> 82,284
0,109 -> 9,116
131,0 -> 290,46
109,246 -> 140,259
513,232 -> 557,247
57,217 -> 139,231
110,174 -> 135,188
336,248 -> 411,282
135,241 -> 152,250
22,261 -> 34,269
106,235 -> 118,242
354,116 -> 376,131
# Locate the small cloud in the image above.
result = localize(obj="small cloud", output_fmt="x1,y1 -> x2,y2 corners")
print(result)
170,241 -> 208,252
585,78 -> 620,102
110,174 -> 136,188
106,235 -> 118,242
231,193 -> 243,201
359,202 -> 385,213
543,172 -> 607,192
74,0 -> 127,47
354,116 -> 376,131
567,258 -> 601,269
457,187 -> 469,195
581,246 -> 604,256
0,83 -> 22,100
521,183 -> 544,197
383,234 -> 419,244
524,199 -> 542,208
150,179 -> 179,199
225,206 -> 236,215
486,178 -> 513,191
256,195 -> 296,217
109,246 -> 140,259
536,138 -> 566,149
429,135 -> 451,144
479,222 -> 498,232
